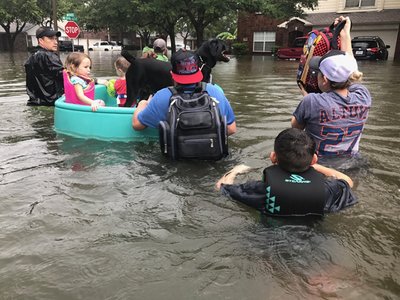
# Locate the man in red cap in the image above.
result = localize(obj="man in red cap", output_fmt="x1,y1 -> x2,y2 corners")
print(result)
24,26 -> 64,106
133,49 -> 236,134
133,49 -> 236,159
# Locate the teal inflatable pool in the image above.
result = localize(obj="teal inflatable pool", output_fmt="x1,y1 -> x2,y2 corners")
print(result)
54,85 -> 158,142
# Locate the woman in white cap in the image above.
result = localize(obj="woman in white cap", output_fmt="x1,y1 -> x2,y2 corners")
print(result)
291,16 -> 372,160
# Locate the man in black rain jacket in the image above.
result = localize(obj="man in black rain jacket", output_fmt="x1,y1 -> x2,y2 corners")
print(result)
25,27 -> 64,106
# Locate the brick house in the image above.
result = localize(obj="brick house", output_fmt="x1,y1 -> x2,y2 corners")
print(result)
237,0 -> 400,60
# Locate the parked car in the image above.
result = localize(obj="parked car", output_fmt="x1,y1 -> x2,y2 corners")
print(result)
88,41 -> 122,51
175,43 -> 191,51
351,36 -> 390,60
276,37 -> 307,59
58,40 -> 84,52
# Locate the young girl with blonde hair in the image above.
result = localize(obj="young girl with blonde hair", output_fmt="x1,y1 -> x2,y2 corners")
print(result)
64,52 -> 105,111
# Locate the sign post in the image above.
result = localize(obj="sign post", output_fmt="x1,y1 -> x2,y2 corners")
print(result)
64,21 -> 80,51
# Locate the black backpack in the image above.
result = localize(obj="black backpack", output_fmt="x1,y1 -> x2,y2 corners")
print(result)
159,82 -> 228,160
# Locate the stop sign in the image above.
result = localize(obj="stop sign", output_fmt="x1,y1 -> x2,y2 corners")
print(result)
65,21 -> 80,39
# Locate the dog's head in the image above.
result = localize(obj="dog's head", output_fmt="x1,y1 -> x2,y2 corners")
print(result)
196,38 -> 230,83
197,39 -> 230,66
207,38 -> 230,62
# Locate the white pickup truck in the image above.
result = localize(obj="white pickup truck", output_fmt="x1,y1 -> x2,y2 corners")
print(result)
88,41 -> 122,51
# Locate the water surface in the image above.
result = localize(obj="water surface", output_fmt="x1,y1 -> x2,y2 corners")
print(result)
0,51 -> 399,299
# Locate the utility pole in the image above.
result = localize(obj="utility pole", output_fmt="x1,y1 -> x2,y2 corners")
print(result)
52,0 -> 58,31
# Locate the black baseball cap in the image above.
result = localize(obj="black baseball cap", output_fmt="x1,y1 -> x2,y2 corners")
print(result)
170,49 -> 203,84
36,27 -> 61,39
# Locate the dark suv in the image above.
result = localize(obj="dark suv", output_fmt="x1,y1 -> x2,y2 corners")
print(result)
351,36 -> 390,60
58,40 -> 84,52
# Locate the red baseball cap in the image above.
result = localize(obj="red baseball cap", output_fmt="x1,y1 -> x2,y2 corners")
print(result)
170,49 -> 203,84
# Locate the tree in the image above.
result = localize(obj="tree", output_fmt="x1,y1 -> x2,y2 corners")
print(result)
176,18 -> 195,51
237,0 -> 317,19
78,0 -> 140,41
181,0 -> 317,48
74,0 -> 318,53
0,0 -> 80,51
205,10 -> 237,40
0,0 -> 41,51
181,0 -> 237,47
148,0 -> 184,52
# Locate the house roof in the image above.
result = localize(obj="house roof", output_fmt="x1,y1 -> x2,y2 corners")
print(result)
278,17 -> 312,28
304,9 -> 400,27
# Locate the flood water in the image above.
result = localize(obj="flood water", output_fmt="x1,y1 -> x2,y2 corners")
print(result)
0,51 -> 399,299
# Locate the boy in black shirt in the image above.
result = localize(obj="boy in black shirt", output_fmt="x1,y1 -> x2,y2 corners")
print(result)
216,128 -> 357,216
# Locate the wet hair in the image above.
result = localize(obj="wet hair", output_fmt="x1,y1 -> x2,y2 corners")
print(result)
274,128 -> 316,173
328,70 -> 364,89
114,56 -> 131,76
64,52 -> 92,75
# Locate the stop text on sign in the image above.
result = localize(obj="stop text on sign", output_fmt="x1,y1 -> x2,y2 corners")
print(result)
64,21 -> 80,39
65,27 -> 79,34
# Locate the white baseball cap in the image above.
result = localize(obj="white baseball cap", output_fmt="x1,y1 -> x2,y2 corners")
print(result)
309,50 -> 358,83
153,38 -> 166,51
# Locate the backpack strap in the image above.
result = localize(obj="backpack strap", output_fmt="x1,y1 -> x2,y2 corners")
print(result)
192,82 -> 206,93
200,81 -> 207,93
168,86 -> 179,96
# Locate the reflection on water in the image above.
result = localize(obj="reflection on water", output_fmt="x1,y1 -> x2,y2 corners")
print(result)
0,51 -> 399,299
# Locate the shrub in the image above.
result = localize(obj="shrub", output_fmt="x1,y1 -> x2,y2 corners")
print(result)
231,42 -> 248,55
270,46 -> 280,56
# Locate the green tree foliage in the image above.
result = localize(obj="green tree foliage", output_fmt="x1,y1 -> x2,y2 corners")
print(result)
206,11 -> 237,41
0,0 -> 41,51
237,0 -> 317,18
78,0 -> 140,36
1,0 -> 318,52
0,0 -> 79,51
216,31 -> 236,41
176,18 -> 195,51
181,0 -> 237,47
145,0 -> 183,52
181,0 -> 317,47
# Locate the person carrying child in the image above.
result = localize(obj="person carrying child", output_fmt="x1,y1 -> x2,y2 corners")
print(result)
141,45 -> 157,59
63,52 -> 105,112
152,38 -> 169,62
291,16 -> 371,158
216,128 -> 357,217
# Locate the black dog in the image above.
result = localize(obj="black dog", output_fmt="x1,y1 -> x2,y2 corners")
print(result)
121,38 -> 229,107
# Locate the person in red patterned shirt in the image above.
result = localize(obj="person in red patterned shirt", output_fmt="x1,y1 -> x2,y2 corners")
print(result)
113,57 -> 131,107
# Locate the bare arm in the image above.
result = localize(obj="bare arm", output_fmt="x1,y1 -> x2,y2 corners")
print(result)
227,121 -> 237,136
299,82 -> 308,96
132,100 -> 148,130
215,164 -> 252,190
74,84 -> 93,106
291,116 -> 305,130
336,16 -> 353,55
74,84 -> 104,112
312,163 -> 353,188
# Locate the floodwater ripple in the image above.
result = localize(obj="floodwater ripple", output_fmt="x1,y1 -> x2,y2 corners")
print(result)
0,52 -> 399,299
